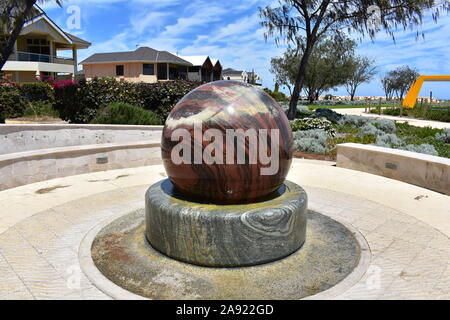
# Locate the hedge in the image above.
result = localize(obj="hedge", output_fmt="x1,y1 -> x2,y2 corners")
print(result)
53,77 -> 203,123
0,77 -> 203,123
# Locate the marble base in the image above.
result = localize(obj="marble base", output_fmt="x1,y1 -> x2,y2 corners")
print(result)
145,179 -> 308,267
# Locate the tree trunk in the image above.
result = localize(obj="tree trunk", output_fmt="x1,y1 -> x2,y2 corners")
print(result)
287,44 -> 314,120
0,0 -> 37,71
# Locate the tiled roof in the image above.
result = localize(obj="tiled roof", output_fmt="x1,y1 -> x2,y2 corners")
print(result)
65,32 -> 91,46
222,68 -> 243,75
80,47 -> 193,65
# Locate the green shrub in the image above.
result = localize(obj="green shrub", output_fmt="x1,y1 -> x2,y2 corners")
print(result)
435,128 -> 450,143
20,82 -> 55,104
293,129 -> 330,154
402,143 -> 439,156
338,115 -> 396,133
374,133 -> 440,156
401,133 -> 450,158
338,115 -> 371,127
0,112 -> 4,123
91,102 -> 162,125
408,105 -> 450,122
375,133 -> 404,148
137,80 -> 203,119
0,84 -> 27,118
279,102 -> 313,118
54,78 -> 202,123
263,88 -> 288,102
53,79 -> 84,122
23,101 -> 59,118
396,122 -> 442,139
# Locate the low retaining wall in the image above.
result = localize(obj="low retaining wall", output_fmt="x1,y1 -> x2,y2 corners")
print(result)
0,124 -> 163,155
336,143 -> 450,195
0,141 -> 161,191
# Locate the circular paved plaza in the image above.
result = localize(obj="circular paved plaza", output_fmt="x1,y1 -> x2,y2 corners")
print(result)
0,159 -> 448,299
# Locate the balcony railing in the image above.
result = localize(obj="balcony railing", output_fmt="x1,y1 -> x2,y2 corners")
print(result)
13,51 -> 74,65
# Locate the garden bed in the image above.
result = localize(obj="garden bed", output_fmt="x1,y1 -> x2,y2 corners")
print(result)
290,111 -> 450,160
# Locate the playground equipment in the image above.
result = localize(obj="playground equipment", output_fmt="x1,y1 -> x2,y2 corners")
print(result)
403,75 -> 450,108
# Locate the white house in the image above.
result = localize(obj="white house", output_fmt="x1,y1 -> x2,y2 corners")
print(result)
1,5 -> 91,82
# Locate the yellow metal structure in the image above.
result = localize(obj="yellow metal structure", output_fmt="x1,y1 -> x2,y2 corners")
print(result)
403,75 -> 450,108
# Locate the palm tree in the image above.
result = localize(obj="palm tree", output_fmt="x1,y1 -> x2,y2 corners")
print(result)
0,0 -> 62,71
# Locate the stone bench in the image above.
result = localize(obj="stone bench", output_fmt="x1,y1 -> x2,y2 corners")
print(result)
336,143 -> 450,195
0,141 -> 161,191
0,124 -> 163,155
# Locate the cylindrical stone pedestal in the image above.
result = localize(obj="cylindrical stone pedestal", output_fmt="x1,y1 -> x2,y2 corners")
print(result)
145,179 -> 307,267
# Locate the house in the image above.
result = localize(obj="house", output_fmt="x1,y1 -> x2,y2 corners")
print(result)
1,5 -> 91,82
80,49 -> 223,83
222,68 -> 262,85
210,59 -> 222,82
180,55 -> 222,82
246,71 -> 262,86
222,68 -> 247,82
81,47 -> 194,83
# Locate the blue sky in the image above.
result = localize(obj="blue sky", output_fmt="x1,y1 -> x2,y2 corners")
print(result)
42,0 -> 450,99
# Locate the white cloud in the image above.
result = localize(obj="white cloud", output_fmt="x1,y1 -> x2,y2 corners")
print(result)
43,0 -> 450,98
130,11 -> 170,34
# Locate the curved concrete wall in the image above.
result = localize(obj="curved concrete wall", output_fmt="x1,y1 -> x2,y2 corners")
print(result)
0,124 -> 163,155
336,143 -> 450,195
0,124 -> 163,190
0,141 -> 162,191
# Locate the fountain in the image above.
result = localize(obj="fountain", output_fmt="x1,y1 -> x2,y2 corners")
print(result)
146,80 -> 306,267
89,81 -> 362,299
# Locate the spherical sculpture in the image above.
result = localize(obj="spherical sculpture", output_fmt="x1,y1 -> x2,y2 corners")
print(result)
161,80 -> 293,204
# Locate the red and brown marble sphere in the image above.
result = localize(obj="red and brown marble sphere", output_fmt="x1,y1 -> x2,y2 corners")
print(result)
161,80 -> 293,204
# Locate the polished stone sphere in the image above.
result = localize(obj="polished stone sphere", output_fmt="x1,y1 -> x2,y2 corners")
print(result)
161,80 -> 293,204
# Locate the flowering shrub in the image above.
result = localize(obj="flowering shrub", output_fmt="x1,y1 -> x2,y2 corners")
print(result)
290,117 -> 336,136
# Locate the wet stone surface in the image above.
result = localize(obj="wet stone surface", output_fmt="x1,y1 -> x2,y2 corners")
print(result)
92,209 -> 361,299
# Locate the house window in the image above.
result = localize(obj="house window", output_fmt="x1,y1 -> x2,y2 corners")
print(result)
26,38 -> 50,56
157,63 -> 167,80
116,65 -> 124,76
143,64 -> 154,75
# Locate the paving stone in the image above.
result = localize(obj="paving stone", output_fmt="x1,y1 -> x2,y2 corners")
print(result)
0,163 -> 448,299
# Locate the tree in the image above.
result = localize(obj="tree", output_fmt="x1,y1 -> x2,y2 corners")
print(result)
302,33 -> 356,103
270,33 -> 357,103
392,65 -> 419,99
381,65 -> 419,100
0,0 -> 62,71
345,56 -> 376,101
259,0 -> 449,120
381,74 -> 395,100
270,50 -> 298,94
